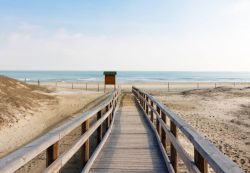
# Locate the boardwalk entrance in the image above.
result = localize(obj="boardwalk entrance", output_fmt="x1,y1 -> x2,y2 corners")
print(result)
89,93 -> 168,173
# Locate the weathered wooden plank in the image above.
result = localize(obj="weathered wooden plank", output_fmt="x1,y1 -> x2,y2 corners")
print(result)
97,148 -> 163,157
89,93 -> 168,173
89,168 -> 168,173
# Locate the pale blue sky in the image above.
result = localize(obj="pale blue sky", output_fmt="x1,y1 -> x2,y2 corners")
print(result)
0,0 -> 250,71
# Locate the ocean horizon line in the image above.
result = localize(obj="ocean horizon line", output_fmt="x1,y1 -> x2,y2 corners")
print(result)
1,71 -> 250,83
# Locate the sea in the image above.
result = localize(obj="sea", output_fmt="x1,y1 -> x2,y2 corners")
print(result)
0,71 -> 250,83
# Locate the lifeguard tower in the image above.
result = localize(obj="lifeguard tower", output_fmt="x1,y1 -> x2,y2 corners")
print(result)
103,71 -> 116,92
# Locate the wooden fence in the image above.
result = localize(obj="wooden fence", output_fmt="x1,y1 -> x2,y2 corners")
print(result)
0,90 -> 120,173
132,87 -> 243,173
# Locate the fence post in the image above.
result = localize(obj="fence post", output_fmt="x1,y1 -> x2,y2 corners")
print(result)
38,80 -> 40,86
97,110 -> 103,144
146,96 -> 149,114
168,82 -> 170,92
46,142 -> 59,167
194,149 -> 208,173
72,82 -> 73,89
81,119 -> 90,166
170,121 -> 178,173
98,83 -> 100,92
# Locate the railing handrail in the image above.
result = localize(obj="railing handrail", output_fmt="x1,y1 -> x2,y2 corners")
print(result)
132,86 -> 243,173
0,89 -> 120,173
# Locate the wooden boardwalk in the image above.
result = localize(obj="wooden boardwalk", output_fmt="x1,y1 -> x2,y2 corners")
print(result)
0,88 -> 243,173
89,93 -> 168,173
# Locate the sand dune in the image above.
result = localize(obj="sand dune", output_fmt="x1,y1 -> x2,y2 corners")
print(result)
0,76 -> 105,158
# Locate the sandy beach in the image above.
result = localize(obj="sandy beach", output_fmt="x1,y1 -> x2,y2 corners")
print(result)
144,86 -> 250,172
0,76 -> 106,158
1,77 -> 250,172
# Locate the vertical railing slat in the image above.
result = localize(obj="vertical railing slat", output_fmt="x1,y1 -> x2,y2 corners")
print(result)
161,112 -> 167,151
156,106 -> 161,135
146,96 -> 149,114
81,119 -> 90,166
106,105 -> 110,130
150,100 -> 154,122
170,120 -> 178,173
97,110 -> 103,144
194,149 -> 208,173
46,142 -> 59,167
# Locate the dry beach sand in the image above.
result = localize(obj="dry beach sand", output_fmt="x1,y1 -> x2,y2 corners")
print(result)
147,86 -> 250,172
1,77 -> 250,172
0,76 -> 105,158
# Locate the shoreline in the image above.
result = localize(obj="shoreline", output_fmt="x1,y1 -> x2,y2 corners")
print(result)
1,71 -> 250,84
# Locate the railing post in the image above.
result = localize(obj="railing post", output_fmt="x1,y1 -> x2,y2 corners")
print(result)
97,110 -> 103,144
194,149 -> 208,173
46,142 -> 59,167
161,112 -> 166,150
141,93 -> 143,106
150,100 -> 154,122
81,119 -> 90,166
146,96 -> 149,114
106,105 -> 110,130
141,93 -> 144,107
170,120 -> 178,173
156,106 -> 161,135
109,103 -> 112,125
142,93 -> 144,110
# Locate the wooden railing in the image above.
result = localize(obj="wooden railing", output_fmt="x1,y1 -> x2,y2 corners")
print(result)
132,87 -> 243,173
0,89 -> 120,173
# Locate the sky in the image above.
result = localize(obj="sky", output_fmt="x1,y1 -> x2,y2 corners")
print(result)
0,0 -> 250,71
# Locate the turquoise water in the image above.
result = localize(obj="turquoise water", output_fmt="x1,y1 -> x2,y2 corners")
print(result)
0,71 -> 250,82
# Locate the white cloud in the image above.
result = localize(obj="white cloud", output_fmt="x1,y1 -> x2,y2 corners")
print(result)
0,21 -> 250,71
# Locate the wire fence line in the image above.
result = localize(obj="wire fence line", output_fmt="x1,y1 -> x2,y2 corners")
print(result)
23,79 -> 250,92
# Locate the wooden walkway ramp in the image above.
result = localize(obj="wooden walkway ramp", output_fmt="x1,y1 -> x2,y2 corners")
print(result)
89,93 -> 169,173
